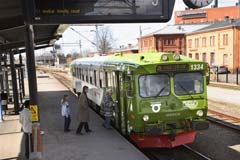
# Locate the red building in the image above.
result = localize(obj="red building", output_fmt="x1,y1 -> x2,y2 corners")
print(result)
175,6 -> 240,24
138,24 -> 208,55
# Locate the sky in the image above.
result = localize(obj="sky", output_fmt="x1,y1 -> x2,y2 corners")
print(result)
36,0 -> 239,55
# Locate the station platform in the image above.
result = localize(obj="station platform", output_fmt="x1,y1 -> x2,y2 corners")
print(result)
0,73 -> 148,160
37,73 -> 149,160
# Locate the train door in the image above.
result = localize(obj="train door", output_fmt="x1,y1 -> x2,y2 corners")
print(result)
112,71 -> 121,131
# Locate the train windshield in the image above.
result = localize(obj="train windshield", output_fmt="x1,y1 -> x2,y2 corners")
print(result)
174,72 -> 204,95
139,74 -> 170,98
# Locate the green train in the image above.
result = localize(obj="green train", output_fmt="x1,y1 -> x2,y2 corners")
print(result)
70,52 -> 209,148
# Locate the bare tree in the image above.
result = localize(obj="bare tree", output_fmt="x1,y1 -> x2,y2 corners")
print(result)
95,26 -> 115,56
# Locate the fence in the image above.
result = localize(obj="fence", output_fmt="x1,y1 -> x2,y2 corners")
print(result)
210,68 -> 239,85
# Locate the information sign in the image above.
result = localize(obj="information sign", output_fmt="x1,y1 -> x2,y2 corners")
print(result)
30,0 -> 175,24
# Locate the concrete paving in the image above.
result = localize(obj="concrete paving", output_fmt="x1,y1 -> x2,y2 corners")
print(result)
0,113 -> 24,160
37,74 -> 149,160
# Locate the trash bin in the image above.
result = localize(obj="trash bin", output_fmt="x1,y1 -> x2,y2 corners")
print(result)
1,93 -> 8,111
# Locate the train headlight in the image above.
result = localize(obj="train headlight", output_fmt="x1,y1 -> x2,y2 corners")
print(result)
196,110 -> 204,117
162,55 -> 168,61
142,115 -> 149,122
173,54 -> 180,61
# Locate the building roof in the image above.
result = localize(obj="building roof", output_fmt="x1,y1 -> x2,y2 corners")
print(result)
144,24 -> 209,37
190,18 -> 240,34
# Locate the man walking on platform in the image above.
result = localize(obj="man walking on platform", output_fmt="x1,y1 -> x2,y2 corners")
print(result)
19,100 -> 32,159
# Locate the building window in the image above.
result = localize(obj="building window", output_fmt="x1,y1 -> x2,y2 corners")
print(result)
223,34 -> 228,46
188,39 -> 192,48
223,54 -> 228,66
195,53 -> 199,60
210,52 -> 215,65
202,53 -> 207,62
202,37 -> 206,47
189,53 -> 192,58
195,38 -> 199,48
210,36 -> 215,46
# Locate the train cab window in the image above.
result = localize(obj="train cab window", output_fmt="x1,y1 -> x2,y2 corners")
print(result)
139,74 -> 170,98
174,72 -> 203,95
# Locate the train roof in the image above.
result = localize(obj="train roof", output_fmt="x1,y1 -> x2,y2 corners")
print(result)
71,52 -> 205,68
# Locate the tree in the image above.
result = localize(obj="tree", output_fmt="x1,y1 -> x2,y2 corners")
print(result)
95,26 -> 115,56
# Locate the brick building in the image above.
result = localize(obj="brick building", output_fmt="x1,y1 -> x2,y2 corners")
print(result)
111,44 -> 138,55
186,19 -> 240,72
138,24 -> 208,54
175,6 -> 240,24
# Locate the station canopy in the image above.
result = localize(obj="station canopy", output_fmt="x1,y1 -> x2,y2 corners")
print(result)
0,0 -> 67,52
0,0 -> 176,52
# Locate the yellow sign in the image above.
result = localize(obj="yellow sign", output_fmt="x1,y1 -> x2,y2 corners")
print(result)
30,105 -> 39,122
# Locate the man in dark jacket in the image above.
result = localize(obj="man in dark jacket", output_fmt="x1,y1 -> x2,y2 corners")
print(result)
102,89 -> 114,129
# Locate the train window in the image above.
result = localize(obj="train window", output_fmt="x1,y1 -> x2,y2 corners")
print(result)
107,72 -> 113,88
96,70 -> 100,87
94,70 -> 97,85
139,74 -> 170,97
72,67 -> 75,77
99,71 -> 105,88
90,70 -> 93,84
174,72 -> 203,95
77,67 -> 80,79
105,72 -> 108,88
79,68 -> 82,80
82,69 -> 85,81
86,69 -> 89,83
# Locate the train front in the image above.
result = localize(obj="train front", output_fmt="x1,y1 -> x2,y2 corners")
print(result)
128,54 -> 209,148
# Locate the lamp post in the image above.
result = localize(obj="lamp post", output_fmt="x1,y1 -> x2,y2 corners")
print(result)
90,25 -> 101,55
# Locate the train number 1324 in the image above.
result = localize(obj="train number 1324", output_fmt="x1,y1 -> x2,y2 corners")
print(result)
190,64 -> 204,71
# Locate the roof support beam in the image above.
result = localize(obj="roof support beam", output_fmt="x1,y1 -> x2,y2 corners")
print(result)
0,35 -> 61,51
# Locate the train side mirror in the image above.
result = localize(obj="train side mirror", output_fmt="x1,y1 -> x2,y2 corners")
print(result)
126,90 -> 134,99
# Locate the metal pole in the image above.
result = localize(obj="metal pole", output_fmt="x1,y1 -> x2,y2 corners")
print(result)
3,54 -> 9,96
217,67 -> 219,82
10,51 -> 19,114
95,25 -> 99,55
237,68 -> 239,85
19,54 -> 25,97
139,26 -> 142,53
0,53 -> 4,92
17,68 -> 23,103
24,24 -> 38,107
226,68 -> 228,83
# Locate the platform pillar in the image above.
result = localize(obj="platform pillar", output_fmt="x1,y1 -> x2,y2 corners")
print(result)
19,54 -> 25,97
10,51 -> 20,114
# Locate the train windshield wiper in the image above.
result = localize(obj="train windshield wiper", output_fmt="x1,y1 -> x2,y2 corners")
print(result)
177,82 -> 194,99
154,86 -> 166,97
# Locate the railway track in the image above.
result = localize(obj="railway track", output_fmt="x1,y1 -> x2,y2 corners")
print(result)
144,145 -> 211,160
207,109 -> 240,131
46,70 -> 212,160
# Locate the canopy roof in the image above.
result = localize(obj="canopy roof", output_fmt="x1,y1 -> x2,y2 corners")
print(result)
0,0 -> 67,52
